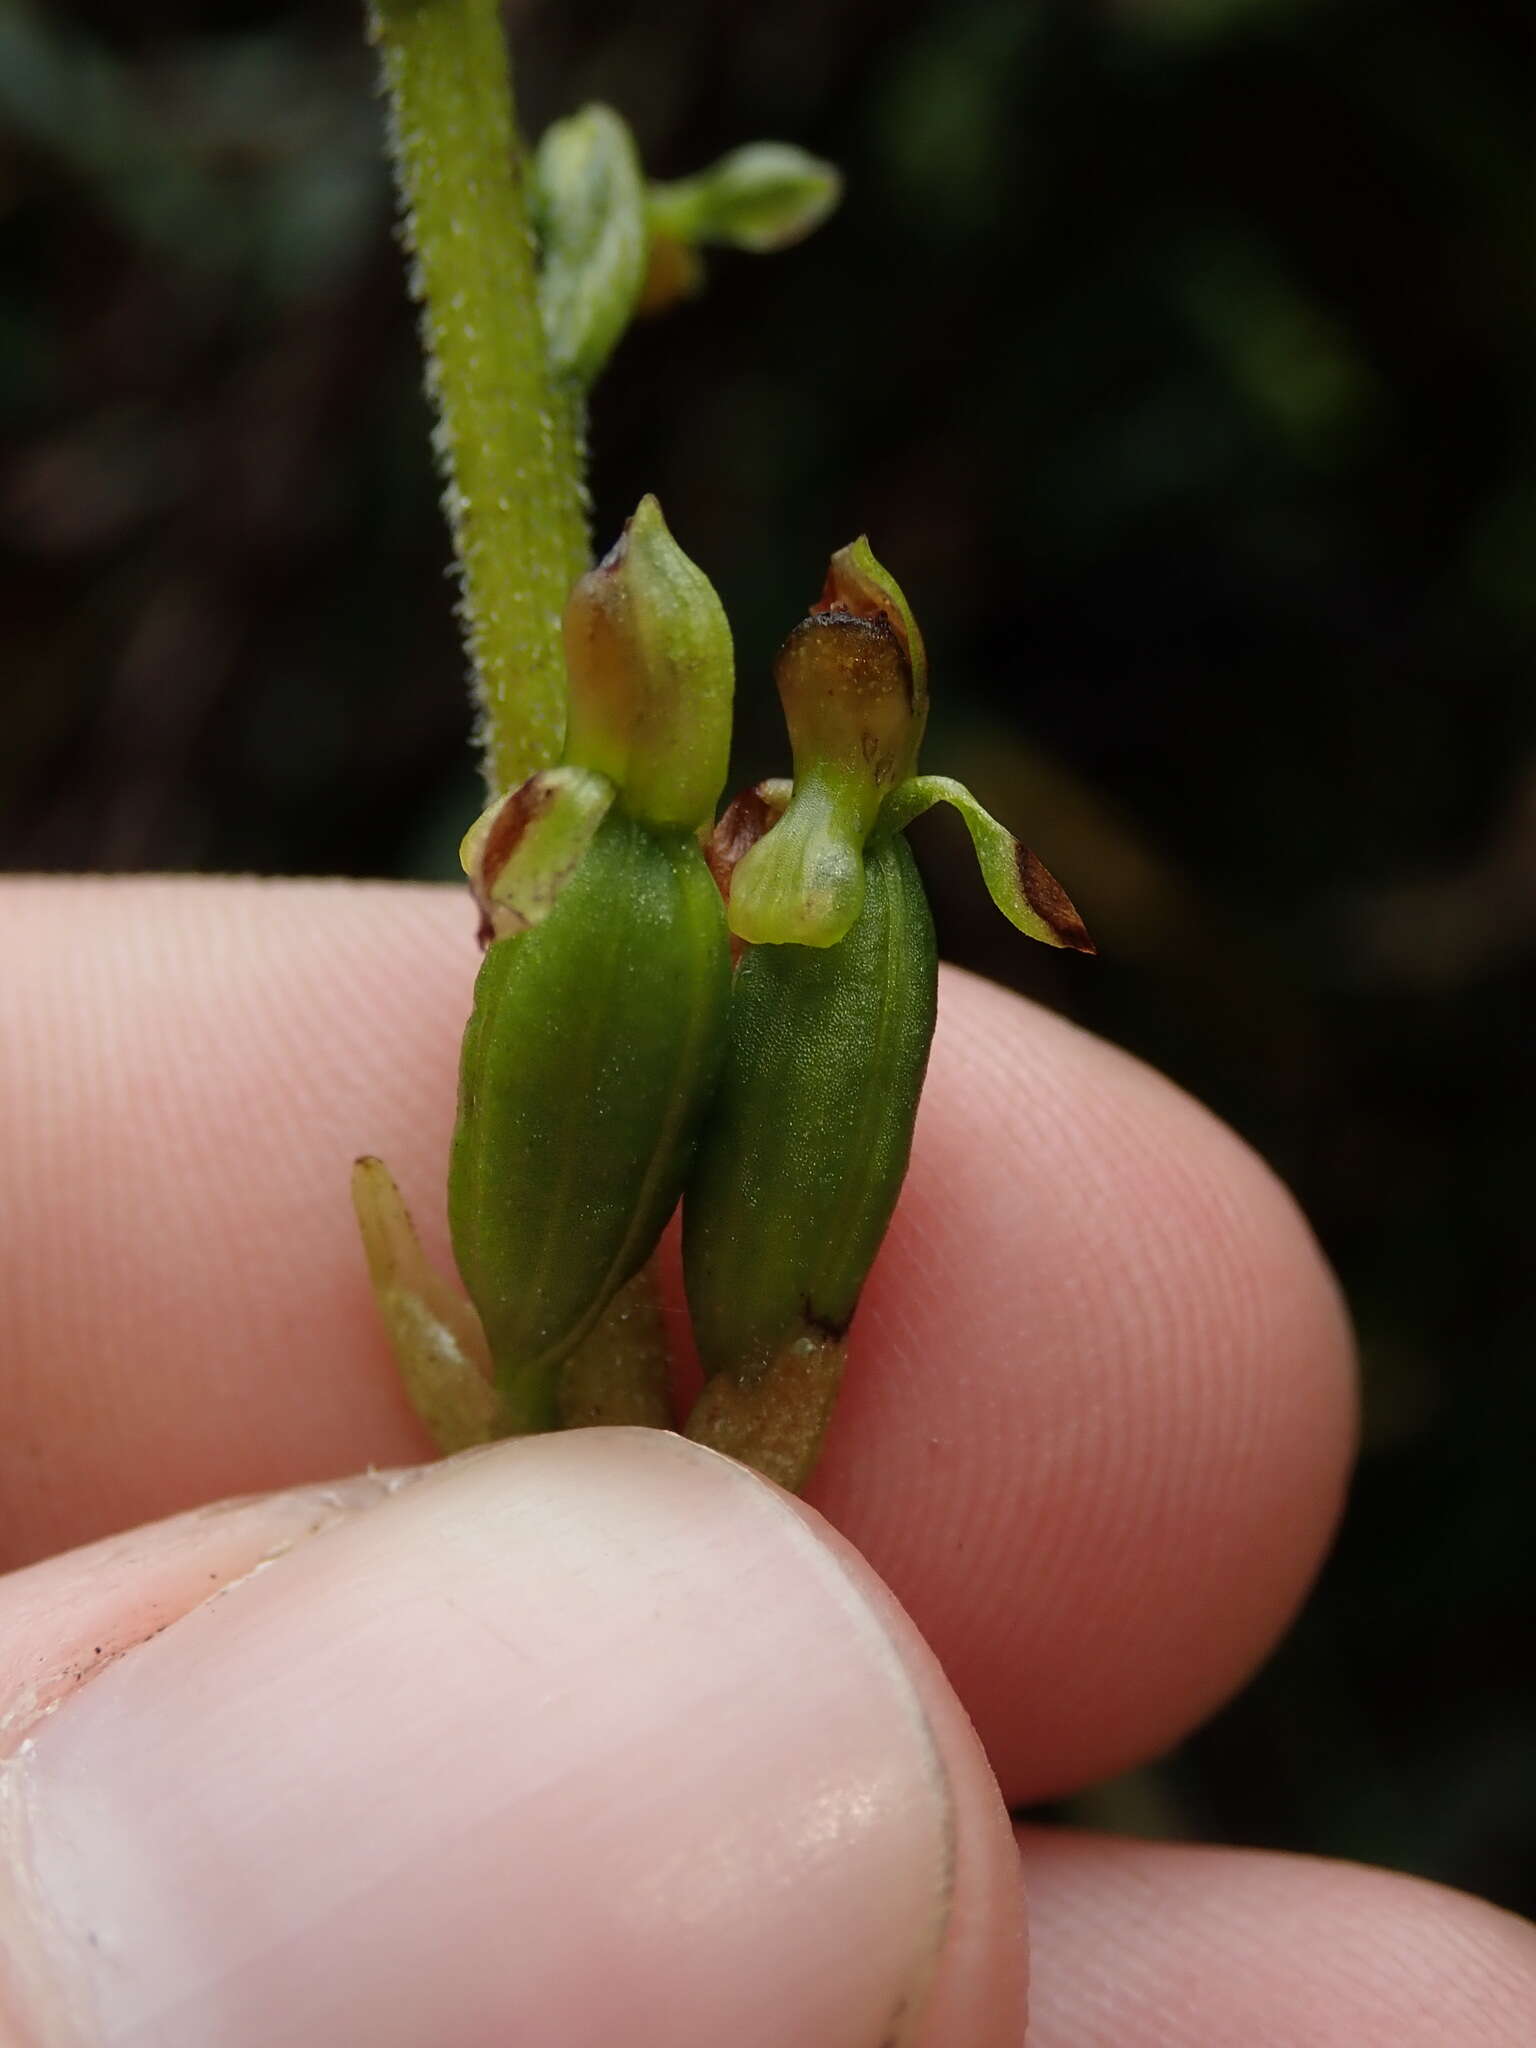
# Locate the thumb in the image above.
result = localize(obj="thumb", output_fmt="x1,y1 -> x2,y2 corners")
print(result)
0,1432 -> 1023,2046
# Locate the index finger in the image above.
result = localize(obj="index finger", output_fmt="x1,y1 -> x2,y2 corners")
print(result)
0,878 -> 1354,1800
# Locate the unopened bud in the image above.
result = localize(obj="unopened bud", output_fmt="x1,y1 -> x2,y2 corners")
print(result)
533,104 -> 647,386
562,495 -> 734,834
648,143 -> 841,256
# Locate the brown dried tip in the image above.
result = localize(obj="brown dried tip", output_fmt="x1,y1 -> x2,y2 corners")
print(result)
1015,842 -> 1097,955
810,534 -> 927,709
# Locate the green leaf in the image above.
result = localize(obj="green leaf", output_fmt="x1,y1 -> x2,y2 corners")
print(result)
879,775 -> 1095,952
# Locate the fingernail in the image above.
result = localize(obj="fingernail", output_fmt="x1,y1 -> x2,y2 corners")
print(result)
3,1433 -> 954,2047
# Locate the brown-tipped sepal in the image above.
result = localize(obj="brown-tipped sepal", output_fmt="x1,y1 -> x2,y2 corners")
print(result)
877,774 -> 1095,953
814,534 -> 928,752
775,605 -> 919,808
459,766 -> 615,945
685,1321 -> 846,1493
562,495 -> 733,834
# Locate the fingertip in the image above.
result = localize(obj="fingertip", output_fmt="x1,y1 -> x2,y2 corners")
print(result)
1019,1828 -> 1536,2046
5,1434 -> 1026,2048
809,966 -> 1357,1796
0,878 -> 468,1563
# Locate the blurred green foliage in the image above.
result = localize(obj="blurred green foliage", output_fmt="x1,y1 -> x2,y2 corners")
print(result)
1,0 -> 1531,1911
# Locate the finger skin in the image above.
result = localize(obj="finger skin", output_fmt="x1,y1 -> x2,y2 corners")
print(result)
1018,1826 -> 1536,2046
813,965 -> 1356,1797
0,880 -> 1355,1798
0,1435 -> 1026,2048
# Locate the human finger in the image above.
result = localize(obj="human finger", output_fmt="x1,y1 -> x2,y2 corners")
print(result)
1017,1825 -> 1536,2046
0,880 -> 1354,1802
0,1433 -> 1025,2047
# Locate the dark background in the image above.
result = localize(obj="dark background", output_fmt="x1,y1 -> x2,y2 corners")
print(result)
2,0 -> 1531,1913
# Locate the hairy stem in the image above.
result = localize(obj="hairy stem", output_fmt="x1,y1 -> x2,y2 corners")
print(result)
368,0 -> 589,791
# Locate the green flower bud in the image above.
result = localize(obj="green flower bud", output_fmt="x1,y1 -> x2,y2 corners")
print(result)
561,493 -> 735,833
533,104 -> 647,387
648,143 -> 842,254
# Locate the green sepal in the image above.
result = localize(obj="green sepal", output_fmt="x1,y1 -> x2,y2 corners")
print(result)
876,774 -> 1095,953
460,765 -> 616,942
647,142 -> 841,254
813,535 -> 928,755
532,103 -> 647,387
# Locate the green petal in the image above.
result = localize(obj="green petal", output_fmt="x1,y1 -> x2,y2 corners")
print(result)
879,775 -> 1095,953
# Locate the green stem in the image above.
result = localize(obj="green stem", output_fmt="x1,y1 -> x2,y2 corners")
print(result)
367,0 -> 589,793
